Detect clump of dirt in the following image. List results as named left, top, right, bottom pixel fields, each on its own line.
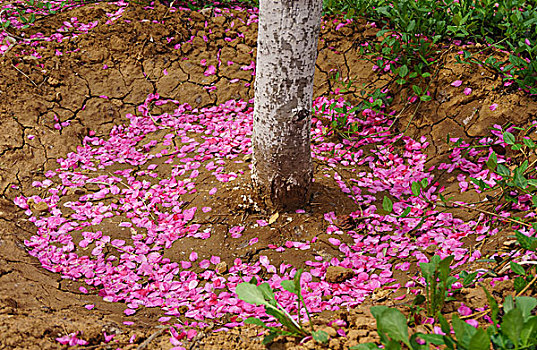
left=0, top=1, right=536, bottom=349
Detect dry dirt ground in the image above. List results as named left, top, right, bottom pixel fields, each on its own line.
left=0, top=2, right=536, bottom=349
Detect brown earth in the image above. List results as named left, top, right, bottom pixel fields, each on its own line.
left=0, top=2, right=536, bottom=349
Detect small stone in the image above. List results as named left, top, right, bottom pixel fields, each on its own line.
left=47, top=77, right=61, bottom=86
left=425, top=244, right=438, bottom=255
left=325, top=266, right=354, bottom=283
left=216, top=261, right=228, bottom=274
left=32, top=201, right=49, bottom=212
left=318, top=326, right=337, bottom=338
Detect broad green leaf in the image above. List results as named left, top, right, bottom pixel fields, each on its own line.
left=398, top=65, right=409, bottom=77
left=244, top=317, right=270, bottom=328
left=258, top=283, right=276, bottom=305
left=370, top=305, right=390, bottom=320
left=419, top=261, right=435, bottom=283
left=265, top=307, right=303, bottom=336
left=486, top=152, right=497, bottom=171
left=280, top=280, right=297, bottom=294
left=504, top=295, right=514, bottom=314
left=513, top=167, right=528, bottom=189
left=520, top=316, right=537, bottom=346
left=420, top=94, right=432, bottom=102
left=523, top=138, right=535, bottom=149
left=515, top=231, right=537, bottom=251
left=452, top=314, right=476, bottom=349
left=312, top=330, right=329, bottom=343
left=515, top=296, right=537, bottom=322
left=502, top=308, right=523, bottom=345
left=503, top=131, right=515, bottom=145
left=462, top=271, right=478, bottom=286
left=236, top=282, right=269, bottom=306
left=420, top=178, right=428, bottom=188
left=418, top=333, right=445, bottom=345
left=377, top=308, right=410, bottom=346
left=384, top=339, right=402, bottom=350
left=438, top=314, right=451, bottom=334
left=468, top=328, right=490, bottom=350
left=510, top=261, right=526, bottom=276
left=409, top=333, right=431, bottom=349
left=438, top=255, right=454, bottom=281
left=496, top=163, right=511, bottom=177
left=411, top=181, right=421, bottom=196
left=382, top=196, right=393, bottom=213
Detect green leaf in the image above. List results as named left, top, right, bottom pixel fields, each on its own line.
left=502, top=308, right=523, bottom=345
left=496, top=163, right=511, bottom=177
left=245, top=317, right=270, bottom=328
left=462, top=271, right=478, bottom=286
left=486, top=152, right=497, bottom=171
left=420, top=94, right=432, bottom=102
left=293, top=268, right=303, bottom=293
left=515, top=296, right=537, bottom=322
left=513, top=167, right=528, bottom=189
left=452, top=314, right=476, bottom=349
left=515, top=231, right=537, bottom=251
left=413, top=294, right=426, bottom=306
left=523, top=138, right=536, bottom=149
left=438, top=314, right=451, bottom=335
left=520, top=316, right=537, bottom=346
left=468, top=328, right=490, bottom=350
left=420, top=178, right=428, bottom=188
left=265, top=307, right=303, bottom=336
left=510, top=261, right=527, bottom=276
left=483, top=287, right=500, bottom=326
left=382, top=196, right=393, bottom=213
left=312, top=330, right=329, bottom=343
left=411, top=181, right=421, bottom=196
left=280, top=280, right=297, bottom=294
left=376, top=308, right=410, bottom=346
left=398, top=65, right=409, bottom=78
left=418, top=333, right=446, bottom=345
left=236, top=283, right=270, bottom=307
left=503, top=131, right=516, bottom=145
left=262, top=331, right=278, bottom=345
left=258, top=283, right=277, bottom=306
left=514, top=276, right=528, bottom=293
left=349, top=343, right=379, bottom=350
left=398, top=207, right=411, bottom=218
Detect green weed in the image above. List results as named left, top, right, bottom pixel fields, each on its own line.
left=235, top=269, right=329, bottom=345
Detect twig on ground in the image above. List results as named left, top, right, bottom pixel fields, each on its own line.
left=12, top=64, right=38, bottom=87
left=137, top=326, right=167, bottom=350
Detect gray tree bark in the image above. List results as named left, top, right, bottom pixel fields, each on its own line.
left=252, top=0, right=323, bottom=211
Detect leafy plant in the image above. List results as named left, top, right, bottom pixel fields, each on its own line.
left=353, top=291, right=537, bottom=350
left=324, top=0, right=537, bottom=94
left=235, top=269, right=328, bottom=345
left=419, top=255, right=458, bottom=318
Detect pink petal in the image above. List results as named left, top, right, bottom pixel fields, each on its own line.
left=451, top=80, right=463, bottom=87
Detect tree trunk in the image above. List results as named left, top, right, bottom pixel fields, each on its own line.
left=252, top=0, right=323, bottom=211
